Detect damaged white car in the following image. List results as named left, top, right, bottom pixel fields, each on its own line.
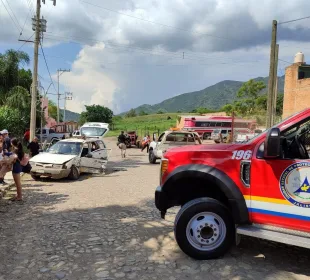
left=30, top=139, right=110, bottom=180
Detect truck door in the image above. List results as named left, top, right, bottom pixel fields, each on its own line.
left=250, top=118, right=310, bottom=232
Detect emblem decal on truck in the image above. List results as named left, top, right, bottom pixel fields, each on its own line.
left=280, top=162, right=310, bottom=208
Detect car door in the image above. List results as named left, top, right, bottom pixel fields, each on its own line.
left=154, top=133, right=165, bottom=158
left=92, top=140, right=109, bottom=161
left=79, top=142, right=104, bottom=174
left=249, top=118, right=310, bottom=232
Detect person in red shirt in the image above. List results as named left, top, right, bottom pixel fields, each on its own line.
left=24, top=129, right=30, bottom=144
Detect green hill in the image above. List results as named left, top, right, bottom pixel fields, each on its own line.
left=63, top=109, right=80, bottom=122
left=123, top=76, right=285, bottom=114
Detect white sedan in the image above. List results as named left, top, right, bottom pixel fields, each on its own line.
left=30, top=138, right=110, bottom=180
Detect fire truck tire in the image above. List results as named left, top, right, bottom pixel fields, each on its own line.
left=174, top=197, right=234, bottom=260
left=149, top=150, right=157, bottom=164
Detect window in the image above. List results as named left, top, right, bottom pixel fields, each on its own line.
left=158, top=133, right=165, bottom=142
left=221, top=130, right=227, bottom=134
left=49, top=129, right=55, bottom=133
left=91, top=141, right=100, bottom=152
left=97, top=141, right=105, bottom=149
left=165, top=133, right=195, bottom=143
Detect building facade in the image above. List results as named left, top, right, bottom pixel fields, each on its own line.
left=283, top=53, right=310, bottom=118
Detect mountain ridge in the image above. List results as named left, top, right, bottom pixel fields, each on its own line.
left=122, top=76, right=285, bottom=114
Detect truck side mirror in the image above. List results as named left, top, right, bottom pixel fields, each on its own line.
left=264, top=128, right=281, bottom=158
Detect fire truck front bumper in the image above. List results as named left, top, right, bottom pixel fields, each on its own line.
left=155, top=186, right=168, bottom=219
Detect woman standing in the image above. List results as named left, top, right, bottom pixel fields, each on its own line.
left=11, top=138, right=24, bottom=201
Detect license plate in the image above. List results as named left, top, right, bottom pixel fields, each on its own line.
left=36, top=169, right=45, bottom=174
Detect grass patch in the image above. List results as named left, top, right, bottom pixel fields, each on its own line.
left=108, top=113, right=184, bottom=137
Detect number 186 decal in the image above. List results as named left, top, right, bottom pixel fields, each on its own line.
left=231, top=150, right=252, bottom=160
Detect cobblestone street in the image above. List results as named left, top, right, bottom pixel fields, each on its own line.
left=1, top=138, right=310, bottom=280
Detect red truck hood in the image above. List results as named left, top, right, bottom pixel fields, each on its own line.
left=164, top=143, right=253, bottom=167
left=166, top=143, right=245, bottom=154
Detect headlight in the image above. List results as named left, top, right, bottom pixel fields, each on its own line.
left=52, top=164, right=63, bottom=169
left=160, top=158, right=169, bottom=184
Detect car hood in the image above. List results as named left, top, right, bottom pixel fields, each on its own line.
left=30, top=153, right=77, bottom=164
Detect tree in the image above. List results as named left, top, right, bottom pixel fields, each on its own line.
left=139, top=110, right=148, bottom=116
left=80, top=105, right=113, bottom=124
left=0, top=49, right=30, bottom=101
left=0, top=106, right=26, bottom=137
left=276, top=93, right=284, bottom=115
left=221, top=104, right=233, bottom=115
left=125, top=109, right=137, bottom=118
left=156, top=109, right=164, bottom=114
left=48, top=100, right=63, bottom=122
left=234, top=79, right=266, bottom=115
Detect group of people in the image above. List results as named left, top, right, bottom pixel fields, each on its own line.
left=117, top=131, right=151, bottom=158
left=0, top=129, right=24, bottom=201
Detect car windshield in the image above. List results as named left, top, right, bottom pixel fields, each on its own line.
left=48, top=142, right=83, bottom=155
left=81, top=127, right=107, bottom=136
left=213, top=129, right=220, bottom=133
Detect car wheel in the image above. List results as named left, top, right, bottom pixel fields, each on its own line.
left=68, top=166, right=80, bottom=180
left=149, top=150, right=156, bottom=164
left=174, top=197, right=234, bottom=260
left=31, top=174, right=41, bottom=180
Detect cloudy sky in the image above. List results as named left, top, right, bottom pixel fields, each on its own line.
left=1, top=0, right=310, bottom=114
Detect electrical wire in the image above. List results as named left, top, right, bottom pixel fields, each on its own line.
left=80, top=0, right=237, bottom=42
left=278, top=58, right=292, bottom=64
left=278, top=15, right=310, bottom=25
left=39, top=42, right=57, bottom=93
left=4, top=0, right=23, bottom=31
left=18, top=32, right=35, bottom=51
left=1, top=0, right=21, bottom=33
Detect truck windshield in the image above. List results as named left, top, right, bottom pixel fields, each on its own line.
left=81, top=127, right=107, bottom=136
left=48, top=142, right=82, bottom=155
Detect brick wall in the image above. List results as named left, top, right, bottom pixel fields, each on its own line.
left=283, top=63, right=310, bottom=118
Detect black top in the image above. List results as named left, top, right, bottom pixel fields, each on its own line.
left=4, top=137, right=11, bottom=151
left=28, top=141, right=40, bottom=156
left=118, top=134, right=126, bottom=144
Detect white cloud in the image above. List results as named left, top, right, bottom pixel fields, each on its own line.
left=60, top=43, right=119, bottom=113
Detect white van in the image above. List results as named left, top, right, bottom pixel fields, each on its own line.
left=80, top=122, right=109, bottom=141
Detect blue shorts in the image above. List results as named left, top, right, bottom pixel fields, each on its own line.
left=12, top=161, right=22, bottom=174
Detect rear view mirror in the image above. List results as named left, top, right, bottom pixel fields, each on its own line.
left=264, top=128, right=281, bottom=158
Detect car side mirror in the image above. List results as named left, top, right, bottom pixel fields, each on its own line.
left=264, top=128, right=281, bottom=158
left=86, top=153, right=93, bottom=158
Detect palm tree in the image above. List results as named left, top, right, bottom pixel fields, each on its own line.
left=0, top=49, right=30, bottom=103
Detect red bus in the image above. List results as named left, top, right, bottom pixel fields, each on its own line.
left=182, top=116, right=257, bottom=139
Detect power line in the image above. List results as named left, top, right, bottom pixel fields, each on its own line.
left=20, top=2, right=33, bottom=36
left=278, top=15, right=310, bottom=25
left=80, top=0, right=237, bottom=42
left=39, top=42, right=57, bottom=93
left=18, top=33, right=35, bottom=51
left=0, top=0, right=21, bottom=33
left=4, top=0, right=23, bottom=31
left=43, top=33, right=245, bottom=63
left=278, top=58, right=292, bottom=64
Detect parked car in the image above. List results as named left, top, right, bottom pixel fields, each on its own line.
left=36, top=128, right=69, bottom=144
left=149, top=131, right=202, bottom=164
left=30, top=138, right=110, bottom=180
left=80, top=123, right=109, bottom=141
left=235, top=129, right=264, bottom=143
left=211, top=129, right=231, bottom=143
left=72, top=130, right=81, bottom=137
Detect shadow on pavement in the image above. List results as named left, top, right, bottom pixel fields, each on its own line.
left=0, top=189, right=310, bottom=280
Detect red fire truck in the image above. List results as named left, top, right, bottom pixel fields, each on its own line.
left=155, top=108, right=310, bottom=259
left=182, top=115, right=257, bottom=139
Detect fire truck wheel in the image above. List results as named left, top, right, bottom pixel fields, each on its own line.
left=149, top=150, right=157, bottom=164
left=174, top=197, right=234, bottom=260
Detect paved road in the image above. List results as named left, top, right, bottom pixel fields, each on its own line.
left=1, top=138, right=310, bottom=280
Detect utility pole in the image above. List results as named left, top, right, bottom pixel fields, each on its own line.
left=29, top=0, right=56, bottom=141
left=266, top=20, right=277, bottom=129
left=57, top=69, right=70, bottom=123
left=272, top=44, right=279, bottom=126
left=63, top=92, right=73, bottom=122
left=29, top=0, right=41, bottom=141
